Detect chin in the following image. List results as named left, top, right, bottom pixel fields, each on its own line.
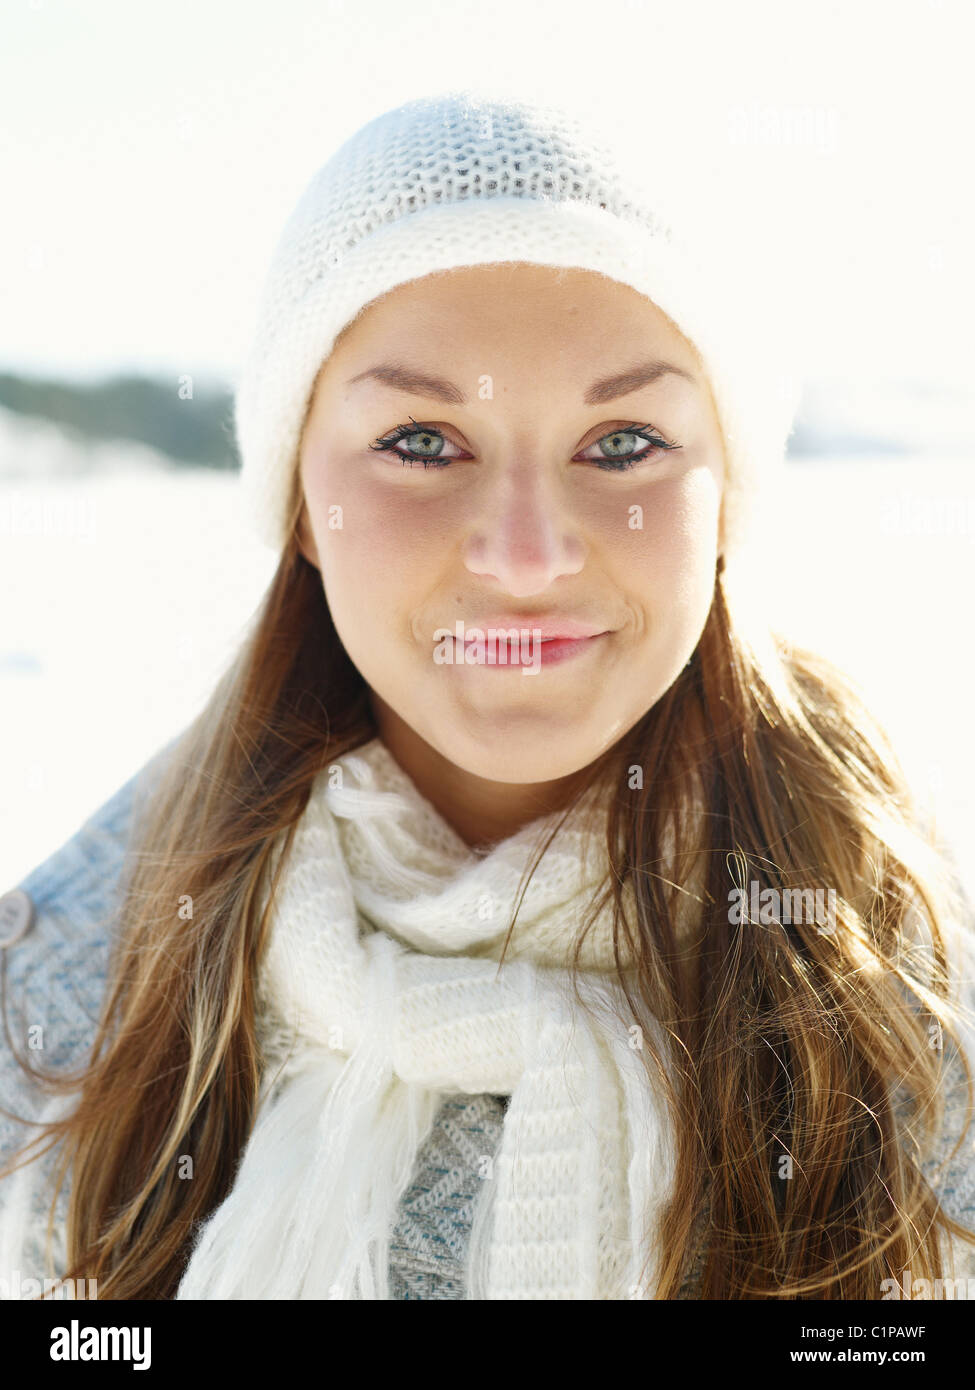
left=432, top=716, right=616, bottom=786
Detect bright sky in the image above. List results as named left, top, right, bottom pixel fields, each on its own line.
left=1, top=0, right=973, bottom=389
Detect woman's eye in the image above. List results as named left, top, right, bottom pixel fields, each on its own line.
left=575, top=427, right=677, bottom=471
left=369, top=421, right=465, bottom=468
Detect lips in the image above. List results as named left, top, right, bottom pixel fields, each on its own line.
left=440, top=618, right=611, bottom=671
left=529, top=632, right=609, bottom=666
left=461, top=615, right=609, bottom=641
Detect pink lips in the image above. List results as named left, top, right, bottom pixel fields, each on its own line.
left=467, top=615, right=609, bottom=641
left=530, top=633, right=608, bottom=667
left=447, top=616, right=611, bottom=670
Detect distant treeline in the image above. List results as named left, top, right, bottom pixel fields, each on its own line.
left=0, top=372, right=239, bottom=470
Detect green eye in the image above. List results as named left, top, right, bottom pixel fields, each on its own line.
left=602, top=430, right=643, bottom=458
left=399, top=429, right=443, bottom=458
left=578, top=426, right=681, bottom=471
left=369, top=419, right=458, bottom=468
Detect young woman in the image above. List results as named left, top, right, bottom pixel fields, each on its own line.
left=2, top=90, right=974, bottom=1301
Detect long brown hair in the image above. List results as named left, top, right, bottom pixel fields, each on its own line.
left=3, top=514, right=974, bottom=1298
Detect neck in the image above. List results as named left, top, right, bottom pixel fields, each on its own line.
left=368, top=692, right=594, bottom=852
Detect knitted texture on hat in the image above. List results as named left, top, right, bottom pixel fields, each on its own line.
left=235, top=90, right=800, bottom=555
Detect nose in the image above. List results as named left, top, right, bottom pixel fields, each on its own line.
left=462, top=464, right=585, bottom=597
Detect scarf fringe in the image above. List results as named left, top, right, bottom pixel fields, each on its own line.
left=177, top=934, right=442, bottom=1299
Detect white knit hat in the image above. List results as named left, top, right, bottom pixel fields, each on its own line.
left=235, top=90, right=801, bottom=556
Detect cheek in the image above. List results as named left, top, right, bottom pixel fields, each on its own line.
left=302, top=453, right=439, bottom=617
left=597, top=466, right=722, bottom=603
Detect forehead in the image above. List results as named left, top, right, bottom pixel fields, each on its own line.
left=329, top=263, right=700, bottom=369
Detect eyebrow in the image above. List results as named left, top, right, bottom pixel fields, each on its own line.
left=345, top=359, right=697, bottom=406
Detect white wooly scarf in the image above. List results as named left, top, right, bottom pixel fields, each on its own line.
left=175, top=737, right=680, bottom=1301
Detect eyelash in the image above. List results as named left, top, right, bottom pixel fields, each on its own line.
left=368, top=416, right=682, bottom=471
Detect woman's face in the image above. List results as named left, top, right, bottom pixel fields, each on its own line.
left=297, top=263, right=725, bottom=786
